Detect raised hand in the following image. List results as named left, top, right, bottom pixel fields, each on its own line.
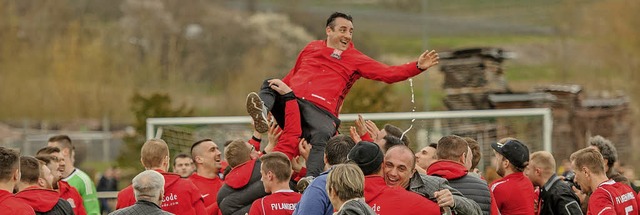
left=417, top=50, right=440, bottom=71
left=298, top=138, right=312, bottom=161
left=268, top=79, right=293, bottom=95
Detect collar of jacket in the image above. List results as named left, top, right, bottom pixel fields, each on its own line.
left=542, top=174, right=561, bottom=192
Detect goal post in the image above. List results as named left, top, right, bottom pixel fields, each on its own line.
left=147, top=108, right=552, bottom=153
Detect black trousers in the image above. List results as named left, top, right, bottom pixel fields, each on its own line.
left=259, top=79, right=340, bottom=177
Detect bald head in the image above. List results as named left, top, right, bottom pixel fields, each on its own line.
left=132, top=170, right=165, bottom=204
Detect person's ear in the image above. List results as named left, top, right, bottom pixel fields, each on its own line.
left=326, top=26, right=332, bottom=35
left=13, top=168, right=21, bottom=182
left=37, top=177, right=46, bottom=188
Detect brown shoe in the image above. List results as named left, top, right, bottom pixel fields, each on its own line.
left=246, top=92, right=269, bottom=133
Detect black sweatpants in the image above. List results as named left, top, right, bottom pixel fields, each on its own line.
left=258, top=79, right=340, bottom=177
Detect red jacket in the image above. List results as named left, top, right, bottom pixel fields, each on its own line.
left=587, top=180, right=638, bottom=215
left=58, top=180, right=87, bottom=215
left=189, top=173, right=223, bottom=214
left=364, top=175, right=440, bottom=215
left=248, top=191, right=301, bottom=215
left=15, top=186, right=61, bottom=213
left=490, top=172, right=535, bottom=215
left=273, top=99, right=302, bottom=160
left=426, top=160, right=468, bottom=180
left=0, top=189, right=35, bottom=215
left=283, top=40, right=423, bottom=116
left=116, top=170, right=206, bottom=215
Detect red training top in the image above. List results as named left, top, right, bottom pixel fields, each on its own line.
left=189, top=172, right=223, bottom=214
left=58, top=180, right=87, bottom=215
left=116, top=169, right=206, bottom=215
left=0, top=189, right=35, bottom=215
left=283, top=40, right=423, bottom=117
left=587, top=179, right=638, bottom=215
left=364, top=175, right=440, bottom=215
left=15, top=186, right=61, bottom=213
left=490, top=172, right=535, bottom=215
left=248, top=190, right=301, bottom=215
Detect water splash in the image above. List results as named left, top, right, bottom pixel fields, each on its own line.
left=400, top=78, right=417, bottom=140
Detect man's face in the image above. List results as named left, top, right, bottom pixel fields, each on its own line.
left=49, top=152, right=66, bottom=177
left=463, top=147, right=473, bottom=170
left=46, top=162, right=61, bottom=182
left=494, top=151, right=506, bottom=177
left=40, top=165, right=54, bottom=189
left=173, top=157, right=194, bottom=178
left=524, top=164, right=540, bottom=186
left=246, top=142, right=259, bottom=160
left=326, top=17, right=353, bottom=51
left=47, top=142, right=72, bottom=167
left=415, top=146, right=437, bottom=170
left=571, top=161, right=591, bottom=193
left=384, top=147, right=414, bottom=188
left=195, top=141, right=222, bottom=172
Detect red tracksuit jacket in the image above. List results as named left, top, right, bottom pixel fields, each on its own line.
left=58, top=180, right=87, bottom=215
left=248, top=190, right=301, bottom=215
left=282, top=40, right=423, bottom=117
left=364, top=175, right=440, bottom=215
left=15, top=186, right=63, bottom=213
left=588, top=180, right=638, bottom=215
left=0, top=189, right=35, bottom=215
left=189, top=172, right=223, bottom=215
left=490, top=172, right=535, bottom=215
left=116, top=169, right=206, bottom=215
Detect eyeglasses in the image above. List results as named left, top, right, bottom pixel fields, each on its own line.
left=249, top=145, right=255, bottom=152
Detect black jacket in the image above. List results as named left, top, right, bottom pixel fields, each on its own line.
left=217, top=159, right=268, bottom=215
left=35, top=198, right=75, bottom=215
left=538, top=174, right=583, bottom=215
left=109, top=200, right=173, bottom=215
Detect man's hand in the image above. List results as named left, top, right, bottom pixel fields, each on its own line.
left=364, top=120, right=380, bottom=141
left=417, top=50, right=439, bottom=71
left=354, top=114, right=367, bottom=136
left=291, top=156, right=304, bottom=172
left=299, top=138, right=312, bottom=161
left=264, top=121, right=281, bottom=153
left=433, top=189, right=454, bottom=208
left=268, top=79, right=292, bottom=95
left=350, top=126, right=362, bottom=143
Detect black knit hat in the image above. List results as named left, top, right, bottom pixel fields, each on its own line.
left=347, top=141, right=383, bottom=175
left=491, top=139, right=530, bottom=168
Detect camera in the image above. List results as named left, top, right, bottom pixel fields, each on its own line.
left=563, top=171, right=581, bottom=191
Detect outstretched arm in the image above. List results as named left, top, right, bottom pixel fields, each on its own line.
left=356, top=49, right=440, bottom=83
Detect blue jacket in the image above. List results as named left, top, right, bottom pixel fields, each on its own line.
left=293, top=169, right=333, bottom=215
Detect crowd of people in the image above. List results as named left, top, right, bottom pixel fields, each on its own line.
left=1, top=11, right=640, bottom=215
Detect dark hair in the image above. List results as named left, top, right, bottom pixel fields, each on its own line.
left=588, top=135, right=617, bottom=170
left=36, top=146, right=61, bottom=156
left=382, top=135, right=404, bottom=153
left=191, top=138, right=213, bottom=158
left=224, top=139, right=251, bottom=168
left=326, top=135, right=356, bottom=165
left=437, top=135, right=468, bottom=161
left=20, top=156, right=41, bottom=184
left=326, top=12, right=353, bottom=29
left=173, top=153, right=192, bottom=166
left=36, top=155, right=55, bottom=165
left=463, top=137, right=481, bottom=170
left=428, top=143, right=438, bottom=149
left=260, top=152, right=292, bottom=182
left=383, top=124, right=411, bottom=146
left=0, top=147, right=20, bottom=182
left=48, top=135, right=73, bottom=150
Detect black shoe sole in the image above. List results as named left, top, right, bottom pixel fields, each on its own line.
left=246, top=92, right=269, bottom=133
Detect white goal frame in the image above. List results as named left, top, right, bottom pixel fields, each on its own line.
left=147, top=108, right=553, bottom=152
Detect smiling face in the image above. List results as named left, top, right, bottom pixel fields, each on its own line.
left=194, top=141, right=222, bottom=173
left=326, top=17, right=353, bottom=51
left=383, top=147, right=415, bottom=188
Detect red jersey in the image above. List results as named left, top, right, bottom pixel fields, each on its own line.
left=490, top=172, right=535, bottom=215
left=0, top=189, right=35, bottom=215
left=116, top=169, right=206, bottom=215
left=188, top=172, right=223, bottom=214
left=364, top=175, right=440, bottom=215
left=248, top=190, right=301, bottom=215
left=588, top=180, right=638, bottom=215
left=58, top=180, right=87, bottom=215
left=283, top=40, right=423, bottom=116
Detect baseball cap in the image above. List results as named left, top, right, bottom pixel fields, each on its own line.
left=491, top=139, right=530, bottom=168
